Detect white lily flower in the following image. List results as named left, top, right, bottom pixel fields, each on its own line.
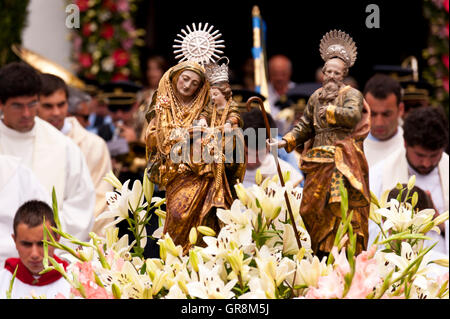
left=187, top=264, right=237, bottom=299
left=287, top=255, right=332, bottom=289
left=254, top=246, right=293, bottom=287
left=251, top=182, right=285, bottom=224
left=384, top=242, right=432, bottom=285
left=165, top=284, right=187, bottom=299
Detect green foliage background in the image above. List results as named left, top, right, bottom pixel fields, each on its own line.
left=0, top=0, right=30, bottom=67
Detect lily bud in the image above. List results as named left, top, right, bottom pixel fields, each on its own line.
left=296, top=247, right=306, bottom=261
left=154, top=209, right=166, bottom=219
left=178, top=280, right=189, bottom=295
left=432, top=259, right=449, bottom=268
left=152, top=272, right=168, bottom=296
left=159, top=241, right=167, bottom=261
left=411, top=191, right=418, bottom=208
left=255, top=168, right=262, bottom=185
left=164, top=237, right=179, bottom=256
left=226, top=249, right=244, bottom=275
left=112, top=283, right=122, bottom=299
left=104, top=170, right=123, bottom=190
left=369, top=203, right=382, bottom=225
left=234, top=183, right=249, bottom=206
left=407, top=175, right=416, bottom=191
left=197, top=226, right=216, bottom=237
left=143, top=169, right=155, bottom=203
left=189, top=250, right=200, bottom=272
left=189, top=227, right=198, bottom=245
left=433, top=211, right=449, bottom=226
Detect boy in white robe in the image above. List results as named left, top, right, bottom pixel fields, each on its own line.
left=0, top=200, right=71, bottom=299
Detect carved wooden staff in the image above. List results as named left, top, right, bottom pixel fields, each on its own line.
left=246, top=96, right=302, bottom=250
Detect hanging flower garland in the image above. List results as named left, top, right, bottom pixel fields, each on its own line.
left=70, top=0, right=145, bottom=84
left=423, top=0, right=449, bottom=115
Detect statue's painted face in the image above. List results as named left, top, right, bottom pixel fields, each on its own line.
left=210, top=87, right=226, bottom=107
left=176, top=70, right=201, bottom=100
left=323, top=58, right=346, bottom=83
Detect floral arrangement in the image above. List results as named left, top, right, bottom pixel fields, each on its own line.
left=70, top=0, right=145, bottom=84
left=423, top=0, right=449, bottom=116
left=32, top=171, right=448, bottom=299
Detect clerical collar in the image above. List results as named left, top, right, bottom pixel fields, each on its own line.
left=367, top=126, right=401, bottom=142
left=0, top=118, right=37, bottom=138
left=60, top=118, right=72, bottom=135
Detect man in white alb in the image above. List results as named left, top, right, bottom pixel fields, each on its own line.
left=369, top=107, right=449, bottom=257
left=363, top=74, right=405, bottom=168
left=0, top=62, right=95, bottom=244
left=37, top=73, right=113, bottom=236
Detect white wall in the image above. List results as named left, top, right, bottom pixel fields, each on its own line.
left=22, top=0, right=72, bottom=71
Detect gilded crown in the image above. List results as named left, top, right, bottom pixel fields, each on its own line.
left=319, top=30, right=357, bottom=68
left=205, top=56, right=229, bottom=84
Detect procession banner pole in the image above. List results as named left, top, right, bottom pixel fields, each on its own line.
left=246, top=96, right=302, bottom=250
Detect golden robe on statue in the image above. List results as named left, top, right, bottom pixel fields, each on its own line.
left=283, top=85, right=371, bottom=255
left=144, top=61, right=245, bottom=252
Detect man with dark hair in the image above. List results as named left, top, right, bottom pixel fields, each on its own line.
left=363, top=73, right=405, bottom=168
left=0, top=200, right=71, bottom=298
left=369, top=107, right=449, bottom=256
left=38, top=73, right=113, bottom=236
left=0, top=62, right=95, bottom=244
left=241, top=107, right=304, bottom=189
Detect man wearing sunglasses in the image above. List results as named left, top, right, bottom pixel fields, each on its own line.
left=37, top=73, right=114, bottom=237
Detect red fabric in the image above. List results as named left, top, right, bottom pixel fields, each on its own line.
left=4, top=256, right=68, bottom=286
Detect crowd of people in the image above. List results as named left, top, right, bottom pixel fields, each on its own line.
left=0, top=49, right=448, bottom=297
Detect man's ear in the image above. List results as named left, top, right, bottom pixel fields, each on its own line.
left=11, top=233, right=16, bottom=243
left=398, top=102, right=405, bottom=118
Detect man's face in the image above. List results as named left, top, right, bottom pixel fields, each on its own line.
left=405, top=143, right=443, bottom=175
left=176, top=70, right=201, bottom=100
left=12, top=222, right=57, bottom=276
left=108, top=103, right=136, bottom=125
left=38, top=89, right=68, bottom=130
left=0, top=95, right=38, bottom=132
left=269, top=57, right=292, bottom=93
left=74, top=102, right=91, bottom=128
left=365, top=92, right=404, bottom=141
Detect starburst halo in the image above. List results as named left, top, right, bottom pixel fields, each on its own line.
left=173, top=22, right=225, bottom=65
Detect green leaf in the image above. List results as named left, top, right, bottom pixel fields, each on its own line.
left=51, top=187, right=62, bottom=230
left=6, top=265, right=18, bottom=299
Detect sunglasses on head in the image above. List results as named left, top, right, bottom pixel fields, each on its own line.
left=107, top=104, right=133, bottom=113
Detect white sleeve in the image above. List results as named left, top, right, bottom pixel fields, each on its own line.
left=60, top=139, right=95, bottom=242
left=19, top=164, right=51, bottom=205
left=369, top=161, right=384, bottom=199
